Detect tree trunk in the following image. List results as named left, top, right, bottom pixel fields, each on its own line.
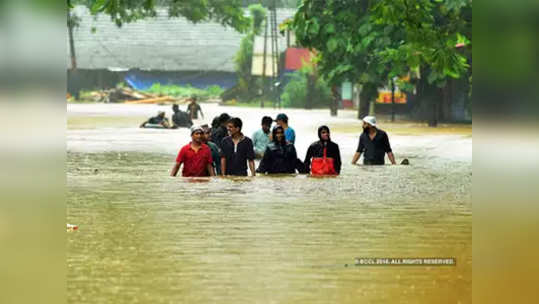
left=261, top=16, right=268, bottom=107
left=330, top=85, right=338, bottom=116
left=441, top=83, right=449, bottom=122
left=330, top=102, right=337, bottom=116
left=391, top=78, right=395, bottom=122
left=359, top=83, right=376, bottom=119
left=67, top=10, right=80, bottom=99
left=440, top=79, right=454, bottom=122
left=357, top=84, right=363, bottom=119
left=428, top=88, right=441, bottom=127
left=414, top=67, right=441, bottom=126
left=305, top=74, right=314, bottom=109
left=68, top=11, right=77, bottom=71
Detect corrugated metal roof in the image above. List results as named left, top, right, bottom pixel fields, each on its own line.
left=68, top=6, right=296, bottom=72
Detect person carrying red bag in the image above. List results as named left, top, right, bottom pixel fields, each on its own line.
left=304, top=125, right=342, bottom=176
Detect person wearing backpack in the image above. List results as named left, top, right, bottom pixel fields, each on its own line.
left=304, top=125, right=341, bottom=176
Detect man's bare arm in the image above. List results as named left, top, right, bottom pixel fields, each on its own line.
left=220, top=157, right=226, bottom=176
left=387, top=152, right=396, bottom=165
left=248, top=160, right=256, bottom=176
left=351, top=152, right=361, bottom=165
left=207, top=164, right=215, bottom=176
left=170, top=162, right=181, bottom=176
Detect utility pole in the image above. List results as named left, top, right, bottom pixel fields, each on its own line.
left=261, top=16, right=268, bottom=108
left=270, top=1, right=279, bottom=108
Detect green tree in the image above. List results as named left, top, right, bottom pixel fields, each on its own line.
left=288, top=0, right=471, bottom=124
left=233, top=5, right=268, bottom=100
left=289, top=0, right=403, bottom=117
left=243, top=0, right=300, bottom=8
left=372, top=0, right=471, bottom=125
left=83, top=0, right=250, bottom=31
left=281, top=65, right=332, bottom=109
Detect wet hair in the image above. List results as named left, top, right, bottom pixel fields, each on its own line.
left=172, top=104, right=179, bottom=111
left=219, top=113, right=231, bottom=125
left=211, top=116, right=220, bottom=129
left=276, top=113, right=288, bottom=123
left=200, top=124, right=210, bottom=133
left=272, top=126, right=286, bottom=144
left=261, top=116, right=273, bottom=126
left=227, top=117, right=243, bottom=130
left=318, top=125, right=330, bottom=141
left=201, top=124, right=212, bottom=136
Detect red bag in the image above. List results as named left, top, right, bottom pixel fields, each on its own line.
left=311, top=147, right=337, bottom=176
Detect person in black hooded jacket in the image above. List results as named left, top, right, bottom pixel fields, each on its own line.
left=256, top=126, right=298, bottom=174
left=304, top=125, right=342, bottom=174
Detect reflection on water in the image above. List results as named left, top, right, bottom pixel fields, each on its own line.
left=68, top=105, right=471, bottom=303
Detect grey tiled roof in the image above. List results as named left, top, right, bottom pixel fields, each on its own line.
left=69, top=6, right=296, bottom=72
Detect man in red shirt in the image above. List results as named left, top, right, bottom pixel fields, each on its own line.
left=170, top=125, right=215, bottom=177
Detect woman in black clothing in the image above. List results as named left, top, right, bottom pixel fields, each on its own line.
left=256, top=126, right=298, bottom=174
left=304, top=125, right=342, bottom=175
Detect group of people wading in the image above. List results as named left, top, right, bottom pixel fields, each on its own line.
left=140, top=97, right=203, bottom=129
left=170, top=112, right=397, bottom=178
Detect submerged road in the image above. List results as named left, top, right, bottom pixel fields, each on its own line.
left=67, top=103, right=472, bottom=304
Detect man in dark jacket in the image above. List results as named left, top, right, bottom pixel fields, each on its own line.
left=304, top=125, right=342, bottom=175
left=256, top=126, right=298, bottom=174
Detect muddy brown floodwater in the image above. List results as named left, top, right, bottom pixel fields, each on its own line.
left=67, top=103, right=471, bottom=303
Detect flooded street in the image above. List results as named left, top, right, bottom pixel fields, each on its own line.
left=67, top=104, right=471, bottom=303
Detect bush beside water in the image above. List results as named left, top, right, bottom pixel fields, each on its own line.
left=144, top=84, right=224, bottom=100
left=280, top=68, right=333, bottom=109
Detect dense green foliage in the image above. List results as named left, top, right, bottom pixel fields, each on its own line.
left=232, top=5, right=268, bottom=100
left=144, top=84, right=223, bottom=99
left=290, top=0, right=471, bottom=85
left=243, top=0, right=299, bottom=8
left=288, top=0, right=472, bottom=121
left=371, top=0, right=471, bottom=87
left=281, top=66, right=332, bottom=108
left=78, top=0, right=250, bottom=30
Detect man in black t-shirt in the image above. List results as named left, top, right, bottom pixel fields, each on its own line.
left=351, top=116, right=396, bottom=165
left=220, top=117, right=256, bottom=176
